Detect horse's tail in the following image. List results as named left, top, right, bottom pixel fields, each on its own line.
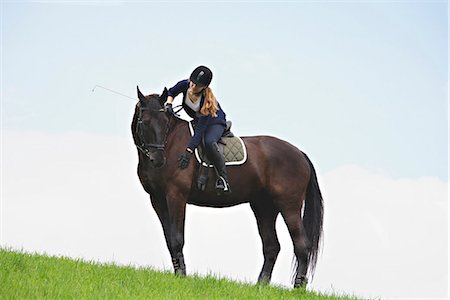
left=302, top=152, right=324, bottom=278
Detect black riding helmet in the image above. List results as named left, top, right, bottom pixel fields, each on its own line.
left=190, top=66, right=213, bottom=87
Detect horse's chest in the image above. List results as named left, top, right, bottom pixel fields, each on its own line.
left=138, top=167, right=162, bottom=193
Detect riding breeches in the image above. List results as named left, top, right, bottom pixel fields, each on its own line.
left=203, top=124, right=225, bottom=155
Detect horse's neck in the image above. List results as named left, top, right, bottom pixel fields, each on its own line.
left=168, top=118, right=190, bottom=150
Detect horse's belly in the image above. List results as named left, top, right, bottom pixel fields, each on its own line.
left=187, top=192, right=248, bottom=208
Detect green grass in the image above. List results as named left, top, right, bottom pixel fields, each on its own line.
left=0, top=248, right=358, bottom=299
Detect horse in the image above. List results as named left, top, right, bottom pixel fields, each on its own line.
left=132, top=86, right=324, bottom=288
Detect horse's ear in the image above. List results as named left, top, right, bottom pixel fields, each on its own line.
left=137, top=86, right=146, bottom=103
left=159, top=87, right=168, bottom=107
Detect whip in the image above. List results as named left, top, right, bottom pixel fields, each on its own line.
left=92, top=84, right=183, bottom=115
left=91, top=85, right=136, bottom=101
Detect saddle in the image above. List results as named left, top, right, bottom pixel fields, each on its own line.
left=188, top=121, right=247, bottom=191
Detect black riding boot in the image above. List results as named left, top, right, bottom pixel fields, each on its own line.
left=208, top=142, right=231, bottom=195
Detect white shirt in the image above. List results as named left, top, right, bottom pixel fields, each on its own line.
left=185, top=93, right=202, bottom=114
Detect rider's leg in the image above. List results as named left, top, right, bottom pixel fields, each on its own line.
left=204, top=124, right=231, bottom=194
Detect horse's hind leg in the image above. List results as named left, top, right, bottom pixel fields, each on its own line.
left=279, top=202, right=310, bottom=288
left=250, top=199, right=280, bottom=284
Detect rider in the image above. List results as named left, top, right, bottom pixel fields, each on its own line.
left=165, top=66, right=231, bottom=194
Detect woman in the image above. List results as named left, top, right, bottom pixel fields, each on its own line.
left=165, top=66, right=231, bottom=194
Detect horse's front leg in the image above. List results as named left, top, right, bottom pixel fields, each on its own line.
left=149, top=193, right=174, bottom=260
left=166, top=186, right=188, bottom=276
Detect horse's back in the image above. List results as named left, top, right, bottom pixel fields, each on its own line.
left=241, top=135, right=307, bottom=164
left=240, top=135, right=311, bottom=195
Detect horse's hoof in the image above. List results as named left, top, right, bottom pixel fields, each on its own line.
left=257, top=273, right=271, bottom=285
left=174, top=269, right=186, bottom=276
left=294, top=275, right=308, bottom=288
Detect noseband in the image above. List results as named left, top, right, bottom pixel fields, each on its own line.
left=135, top=107, right=172, bottom=158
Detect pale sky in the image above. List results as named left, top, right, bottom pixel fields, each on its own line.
left=1, top=1, right=448, bottom=299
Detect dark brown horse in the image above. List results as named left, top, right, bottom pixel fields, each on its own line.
left=132, top=86, right=324, bottom=288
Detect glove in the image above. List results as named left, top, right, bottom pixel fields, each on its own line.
left=165, top=103, right=174, bottom=115
left=178, top=150, right=193, bottom=169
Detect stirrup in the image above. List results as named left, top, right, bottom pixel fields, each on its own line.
left=216, top=176, right=231, bottom=195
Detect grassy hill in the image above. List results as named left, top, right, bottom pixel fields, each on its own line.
left=0, top=248, right=357, bottom=299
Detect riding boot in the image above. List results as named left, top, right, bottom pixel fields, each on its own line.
left=208, top=142, right=231, bottom=195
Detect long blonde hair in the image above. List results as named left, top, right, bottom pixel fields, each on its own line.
left=200, top=87, right=219, bottom=117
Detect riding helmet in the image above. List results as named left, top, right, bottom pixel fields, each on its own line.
left=190, top=66, right=213, bottom=87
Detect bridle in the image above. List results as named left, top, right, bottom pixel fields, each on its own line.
left=135, top=106, right=172, bottom=159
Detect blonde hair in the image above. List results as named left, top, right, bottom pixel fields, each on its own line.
left=200, top=87, right=219, bottom=117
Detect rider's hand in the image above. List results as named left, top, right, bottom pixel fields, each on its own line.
left=165, top=103, right=174, bottom=115
left=178, top=148, right=193, bottom=169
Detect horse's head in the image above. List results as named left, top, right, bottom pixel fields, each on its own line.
left=134, top=86, right=170, bottom=168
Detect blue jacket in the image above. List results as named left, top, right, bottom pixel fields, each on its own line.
left=168, top=79, right=227, bottom=150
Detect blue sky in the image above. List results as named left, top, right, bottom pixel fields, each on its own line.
left=2, top=2, right=448, bottom=299
left=3, top=1, right=448, bottom=179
